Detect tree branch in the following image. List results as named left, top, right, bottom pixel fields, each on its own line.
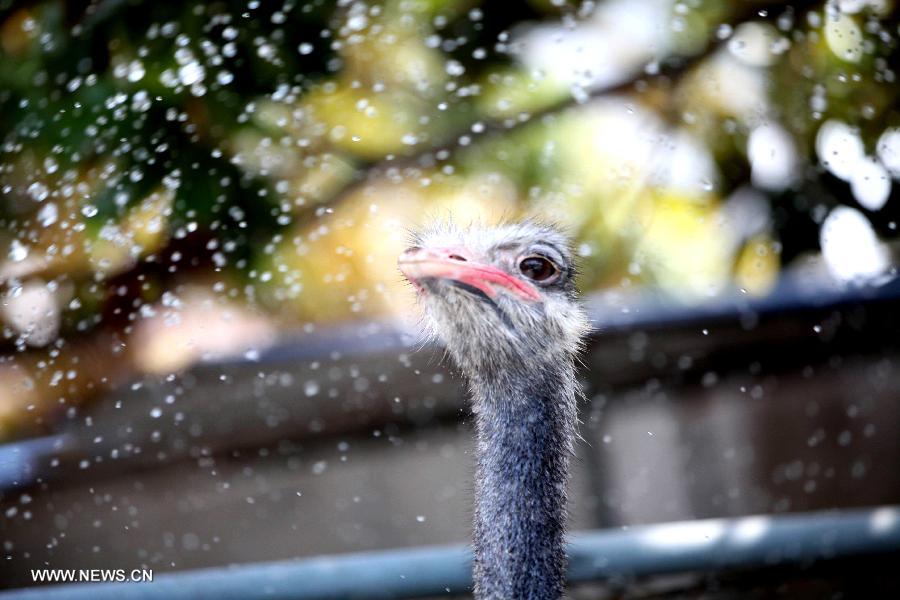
left=320, top=0, right=823, bottom=205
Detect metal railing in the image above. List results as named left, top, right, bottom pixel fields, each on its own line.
left=2, top=276, right=900, bottom=595
left=2, top=506, right=899, bottom=599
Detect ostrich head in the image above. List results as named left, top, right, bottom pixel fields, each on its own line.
left=398, top=221, right=589, bottom=384
left=400, top=221, right=588, bottom=599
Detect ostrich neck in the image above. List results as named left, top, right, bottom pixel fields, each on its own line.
left=469, top=361, right=577, bottom=600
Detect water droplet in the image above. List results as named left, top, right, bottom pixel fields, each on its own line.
left=37, top=203, right=58, bottom=227
left=178, top=62, right=205, bottom=86
left=26, top=182, right=49, bottom=202
left=8, top=239, right=29, bottom=262
left=445, top=60, right=465, bottom=77
left=304, top=380, right=320, bottom=397
left=127, top=60, right=146, bottom=83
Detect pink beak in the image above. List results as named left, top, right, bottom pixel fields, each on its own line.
left=398, top=247, right=540, bottom=302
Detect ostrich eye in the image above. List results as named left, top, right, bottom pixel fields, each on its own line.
left=518, top=256, right=559, bottom=282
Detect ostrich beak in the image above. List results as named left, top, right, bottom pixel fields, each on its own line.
left=398, top=247, right=540, bottom=302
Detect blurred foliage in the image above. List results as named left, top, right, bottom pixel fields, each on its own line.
left=1, top=0, right=899, bottom=438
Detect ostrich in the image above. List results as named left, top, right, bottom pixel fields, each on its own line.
left=398, top=221, right=589, bottom=600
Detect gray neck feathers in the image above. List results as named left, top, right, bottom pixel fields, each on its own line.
left=468, top=360, right=578, bottom=600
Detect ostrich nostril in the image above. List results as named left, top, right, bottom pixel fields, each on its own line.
left=448, top=254, right=467, bottom=262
